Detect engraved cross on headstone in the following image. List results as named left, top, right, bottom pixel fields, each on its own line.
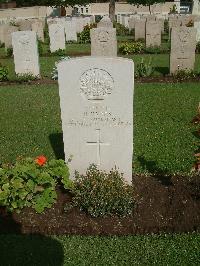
left=86, top=129, right=110, bottom=166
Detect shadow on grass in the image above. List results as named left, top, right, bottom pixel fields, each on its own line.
left=137, top=156, right=173, bottom=186
left=49, top=133, right=65, bottom=160
left=0, top=234, right=64, bottom=266
left=154, top=66, right=169, bottom=76
left=0, top=209, right=64, bottom=265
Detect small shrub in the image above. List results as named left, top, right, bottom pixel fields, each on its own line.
left=0, top=64, right=9, bottom=81
left=169, top=4, right=178, bottom=14
left=172, top=69, right=197, bottom=81
left=144, top=45, right=168, bottom=54
left=79, top=23, right=96, bottom=44
left=135, top=57, right=154, bottom=77
left=0, top=41, right=5, bottom=48
left=6, top=47, right=13, bottom=57
left=44, top=22, right=50, bottom=45
left=38, top=40, right=44, bottom=56
left=51, top=56, right=70, bottom=80
left=66, top=164, right=134, bottom=217
left=0, top=157, right=72, bottom=213
left=119, top=42, right=144, bottom=55
left=15, top=73, right=39, bottom=82
left=114, top=22, right=129, bottom=36
left=196, top=41, right=200, bottom=53
left=164, top=20, right=169, bottom=34
left=51, top=49, right=66, bottom=56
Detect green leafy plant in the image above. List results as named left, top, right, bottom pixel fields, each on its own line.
left=0, top=156, right=72, bottom=213
left=172, top=69, right=197, bottom=82
left=164, top=20, right=169, bottom=34
left=114, top=22, right=129, bottom=36
left=38, top=39, right=44, bottom=56
left=51, top=56, right=70, bottom=80
left=0, top=63, right=9, bottom=81
left=144, top=45, right=168, bottom=54
left=66, top=164, right=134, bottom=217
left=79, top=23, right=96, bottom=44
left=6, top=47, right=13, bottom=57
left=119, top=41, right=144, bottom=55
left=15, top=73, right=39, bottom=82
left=51, top=49, right=66, bottom=56
left=135, top=57, right=154, bottom=77
left=169, top=4, right=178, bottom=14
left=196, top=41, right=200, bottom=54
left=0, top=41, right=5, bottom=48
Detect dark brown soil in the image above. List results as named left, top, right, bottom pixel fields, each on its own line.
left=0, top=174, right=200, bottom=236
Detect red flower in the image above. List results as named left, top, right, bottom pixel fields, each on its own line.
left=35, top=156, right=47, bottom=166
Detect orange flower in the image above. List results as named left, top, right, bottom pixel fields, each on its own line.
left=35, top=155, right=47, bottom=166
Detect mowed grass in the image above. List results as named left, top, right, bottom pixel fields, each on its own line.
left=1, top=53, right=200, bottom=80
left=0, top=83, right=199, bottom=174
left=0, top=234, right=199, bottom=265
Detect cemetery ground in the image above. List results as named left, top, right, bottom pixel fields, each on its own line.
left=0, top=33, right=200, bottom=264
left=0, top=81, right=199, bottom=264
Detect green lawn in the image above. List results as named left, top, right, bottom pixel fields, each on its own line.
left=1, top=52, right=200, bottom=80
left=0, top=83, right=199, bottom=174
left=0, top=234, right=199, bottom=265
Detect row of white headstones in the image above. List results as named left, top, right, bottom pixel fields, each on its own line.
left=10, top=18, right=197, bottom=183
left=11, top=16, right=198, bottom=77
left=10, top=18, right=133, bottom=183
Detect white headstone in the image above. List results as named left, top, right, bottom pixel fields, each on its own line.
left=64, top=19, right=77, bottom=42
left=4, top=25, right=18, bottom=48
left=97, top=17, right=113, bottom=28
left=31, top=20, right=44, bottom=42
left=12, top=31, right=40, bottom=77
left=58, top=57, right=134, bottom=184
left=90, top=28, right=117, bottom=56
left=49, top=23, right=65, bottom=52
left=194, top=21, right=200, bottom=42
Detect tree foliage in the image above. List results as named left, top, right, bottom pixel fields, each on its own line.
left=16, top=0, right=91, bottom=7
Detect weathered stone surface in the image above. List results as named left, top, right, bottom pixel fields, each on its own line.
left=135, top=18, right=146, bottom=40
left=57, top=57, right=134, bottom=184
left=0, top=24, right=7, bottom=43
left=12, top=31, right=40, bottom=76
left=49, top=23, right=65, bottom=52
left=146, top=21, right=161, bottom=47
left=168, top=15, right=182, bottom=29
left=194, top=21, right=200, bottom=42
left=64, top=19, right=77, bottom=42
left=31, top=20, right=44, bottom=41
left=97, top=17, right=113, bottom=28
left=18, top=20, right=32, bottom=31
left=90, top=28, right=117, bottom=56
left=4, top=25, right=18, bottom=48
left=170, top=26, right=197, bottom=73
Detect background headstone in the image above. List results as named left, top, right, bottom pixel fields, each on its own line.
left=49, top=23, right=66, bottom=52
left=170, top=26, right=196, bottom=73
left=12, top=31, right=40, bottom=76
left=65, top=19, right=77, bottom=42
left=31, top=20, right=44, bottom=42
left=97, top=17, right=113, bottom=28
left=4, top=25, right=18, bottom=48
left=90, top=28, right=117, bottom=56
left=18, top=20, right=32, bottom=31
left=146, top=21, right=161, bottom=47
left=135, top=18, right=146, bottom=40
left=58, top=57, right=134, bottom=184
